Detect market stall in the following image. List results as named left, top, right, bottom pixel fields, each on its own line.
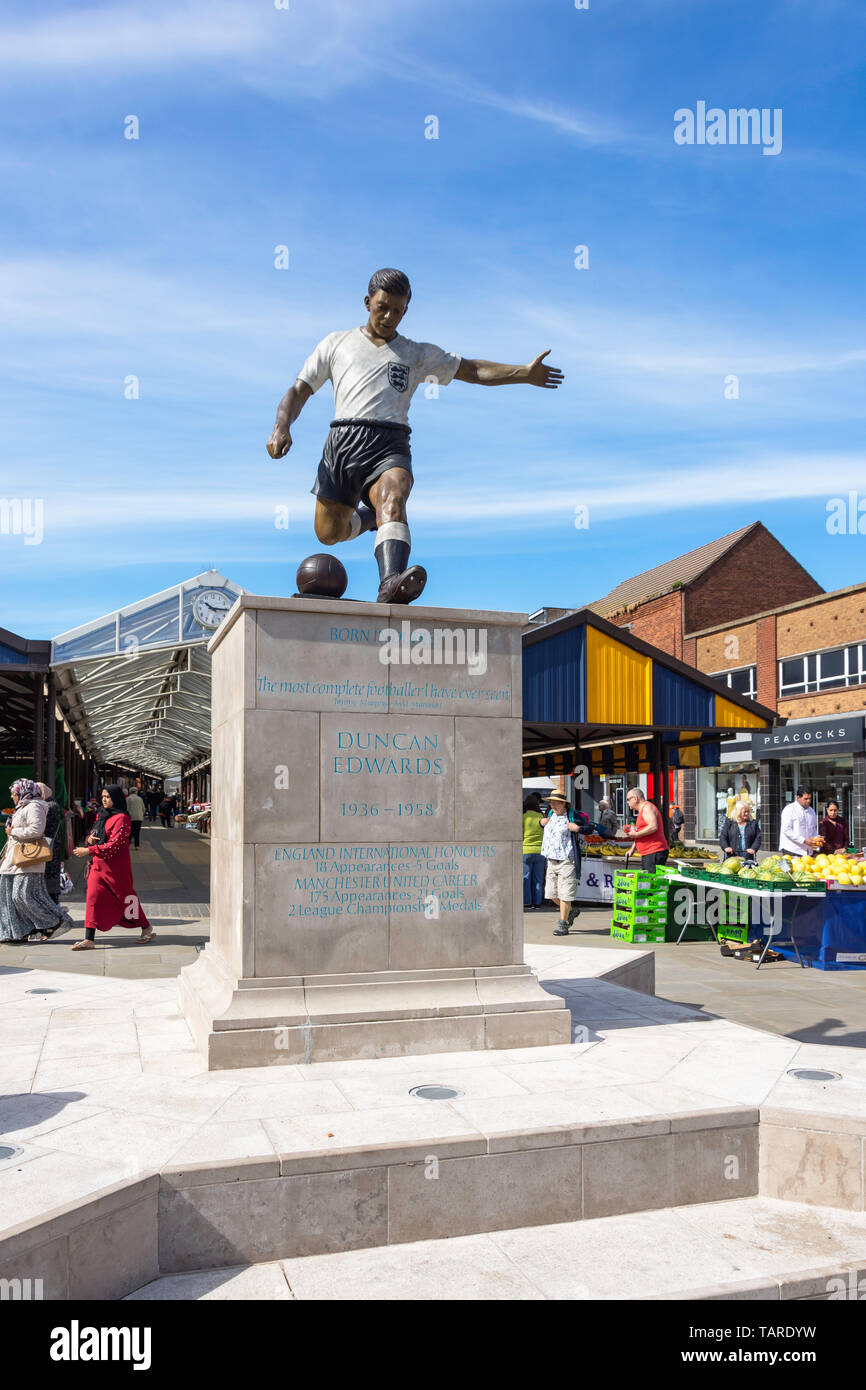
left=522, top=606, right=776, bottom=904
left=655, top=854, right=866, bottom=970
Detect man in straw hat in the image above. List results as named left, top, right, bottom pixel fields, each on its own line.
left=540, top=789, right=582, bottom=936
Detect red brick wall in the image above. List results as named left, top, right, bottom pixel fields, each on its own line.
left=755, top=615, right=777, bottom=711
left=608, top=590, right=684, bottom=659
left=684, top=525, right=822, bottom=634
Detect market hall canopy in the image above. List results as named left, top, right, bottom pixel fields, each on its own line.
left=522, top=608, right=776, bottom=778
left=51, top=571, right=244, bottom=778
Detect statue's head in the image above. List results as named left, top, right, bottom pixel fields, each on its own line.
left=365, top=268, right=411, bottom=336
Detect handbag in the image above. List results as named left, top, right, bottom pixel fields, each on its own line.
left=59, top=867, right=74, bottom=895
left=12, top=837, right=53, bottom=866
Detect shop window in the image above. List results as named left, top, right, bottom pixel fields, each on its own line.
left=696, top=764, right=760, bottom=841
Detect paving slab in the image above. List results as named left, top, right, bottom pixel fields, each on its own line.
left=125, top=1263, right=294, bottom=1300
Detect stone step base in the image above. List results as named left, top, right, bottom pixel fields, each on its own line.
left=125, top=1197, right=866, bottom=1301
left=0, top=1096, right=761, bottom=1298
left=156, top=1107, right=759, bottom=1273
left=180, top=947, right=572, bottom=1068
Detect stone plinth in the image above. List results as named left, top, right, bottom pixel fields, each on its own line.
left=180, top=596, right=570, bottom=1067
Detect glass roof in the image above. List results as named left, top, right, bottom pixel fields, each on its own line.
left=51, top=571, right=244, bottom=776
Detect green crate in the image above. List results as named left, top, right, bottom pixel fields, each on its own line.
left=716, top=920, right=750, bottom=946
left=611, top=921, right=665, bottom=944
left=614, top=868, right=660, bottom=890
left=774, top=879, right=824, bottom=894
left=730, top=876, right=824, bottom=894
left=614, top=887, right=668, bottom=906
left=614, top=898, right=667, bottom=917
left=612, top=908, right=667, bottom=928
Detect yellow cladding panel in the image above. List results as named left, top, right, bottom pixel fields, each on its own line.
left=586, top=626, right=653, bottom=724
left=678, top=729, right=702, bottom=768
left=715, top=695, right=768, bottom=729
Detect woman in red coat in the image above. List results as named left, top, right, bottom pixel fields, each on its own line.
left=70, top=785, right=154, bottom=950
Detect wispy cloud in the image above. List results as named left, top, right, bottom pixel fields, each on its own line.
left=0, top=1, right=268, bottom=70
left=0, top=0, right=415, bottom=94
left=4, top=449, right=855, bottom=538
left=400, top=60, right=632, bottom=149
left=0, top=0, right=635, bottom=151
left=524, top=302, right=866, bottom=379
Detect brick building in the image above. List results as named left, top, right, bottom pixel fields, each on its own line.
left=582, top=524, right=866, bottom=849
left=589, top=522, right=823, bottom=661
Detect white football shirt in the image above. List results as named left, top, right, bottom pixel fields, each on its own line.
left=298, top=327, right=462, bottom=426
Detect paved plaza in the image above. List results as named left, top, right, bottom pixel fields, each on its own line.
left=5, top=827, right=864, bottom=1050
left=2, top=829, right=866, bottom=1300
left=1, top=942, right=865, bottom=1299
left=0, top=824, right=210, bottom=981
left=525, top=906, right=866, bottom=1049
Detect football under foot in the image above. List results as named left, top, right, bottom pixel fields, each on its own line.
left=376, top=565, right=427, bottom=605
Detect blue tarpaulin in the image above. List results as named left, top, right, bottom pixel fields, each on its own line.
left=774, top=891, right=866, bottom=971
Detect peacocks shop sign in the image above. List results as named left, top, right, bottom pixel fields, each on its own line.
left=750, top=716, right=865, bottom=760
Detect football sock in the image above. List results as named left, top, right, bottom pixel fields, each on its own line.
left=348, top=504, right=377, bottom=539
left=374, top=521, right=411, bottom=580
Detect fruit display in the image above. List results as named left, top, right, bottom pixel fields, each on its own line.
left=673, top=850, right=825, bottom=892
left=719, top=857, right=745, bottom=876
left=797, top=852, right=866, bottom=888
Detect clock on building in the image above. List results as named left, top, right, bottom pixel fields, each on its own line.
left=192, top=589, right=233, bottom=630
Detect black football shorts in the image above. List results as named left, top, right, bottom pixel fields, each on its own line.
left=311, top=418, right=413, bottom=509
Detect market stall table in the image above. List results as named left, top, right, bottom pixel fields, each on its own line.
left=661, top=870, right=811, bottom=969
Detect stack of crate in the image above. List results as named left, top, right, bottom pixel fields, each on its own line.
left=611, top=867, right=667, bottom=943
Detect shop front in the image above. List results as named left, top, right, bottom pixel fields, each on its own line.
left=754, top=713, right=866, bottom=853
left=694, top=752, right=761, bottom=843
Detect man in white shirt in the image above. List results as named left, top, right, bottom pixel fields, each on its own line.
left=267, top=268, right=564, bottom=603
left=779, top=786, right=823, bottom=858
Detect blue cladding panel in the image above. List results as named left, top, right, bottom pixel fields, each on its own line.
left=0, top=642, right=27, bottom=665
left=652, top=663, right=714, bottom=728
left=523, top=626, right=586, bottom=723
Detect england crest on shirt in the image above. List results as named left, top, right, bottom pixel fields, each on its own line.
left=388, top=362, right=410, bottom=393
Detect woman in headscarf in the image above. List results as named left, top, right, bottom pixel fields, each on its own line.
left=0, top=778, right=74, bottom=943
left=70, top=785, right=154, bottom=950
left=34, top=782, right=65, bottom=905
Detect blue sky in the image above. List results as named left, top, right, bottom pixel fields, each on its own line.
left=2, top=0, right=865, bottom=637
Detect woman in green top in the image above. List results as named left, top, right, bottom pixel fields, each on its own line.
left=523, top=793, right=546, bottom=910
